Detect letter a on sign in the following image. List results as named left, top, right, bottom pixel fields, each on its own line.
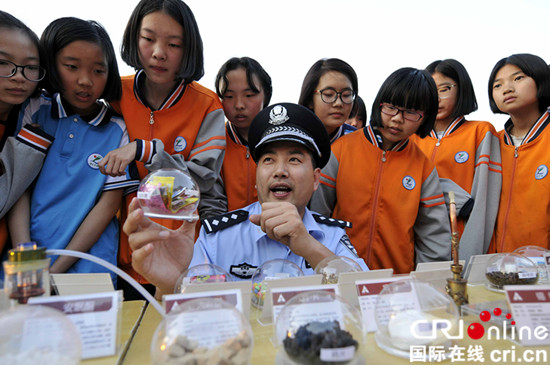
left=277, top=294, right=286, bottom=304
left=361, top=286, right=370, bottom=294
left=513, top=292, right=523, bottom=301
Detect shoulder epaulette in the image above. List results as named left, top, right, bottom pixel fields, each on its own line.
left=312, top=214, right=352, bottom=229
left=201, top=210, right=249, bottom=234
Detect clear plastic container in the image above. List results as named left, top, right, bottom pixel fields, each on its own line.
left=485, top=252, right=539, bottom=291
left=0, top=305, right=81, bottom=364
left=374, top=279, right=459, bottom=359
left=274, top=290, right=364, bottom=365
left=151, top=298, right=253, bottom=365
left=251, top=259, right=304, bottom=309
left=3, top=242, right=50, bottom=305
left=174, top=264, right=231, bottom=293
left=314, top=255, right=362, bottom=284
left=137, top=168, right=200, bottom=220
left=513, top=245, right=549, bottom=282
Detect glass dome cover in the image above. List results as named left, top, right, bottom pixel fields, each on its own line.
left=151, top=298, right=253, bottom=365
left=314, top=255, right=362, bottom=284
left=274, top=290, right=364, bottom=365
left=0, top=305, right=81, bottom=365
left=513, top=245, right=549, bottom=282
left=138, top=168, right=200, bottom=220
left=374, top=279, right=459, bottom=359
left=486, top=252, right=539, bottom=290
left=251, top=259, right=304, bottom=309
left=174, top=264, right=231, bottom=293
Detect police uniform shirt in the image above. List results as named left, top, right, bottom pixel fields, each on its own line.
left=191, top=202, right=368, bottom=280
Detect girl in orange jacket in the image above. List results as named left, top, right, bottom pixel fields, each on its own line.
left=488, top=53, right=550, bottom=253
left=410, top=59, right=502, bottom=265
left=311, top=68, right=451, bottom=274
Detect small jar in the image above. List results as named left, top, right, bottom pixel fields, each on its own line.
left=485, top=253, right=539, bottom=290
left=3, top=242, right=50, bottom=304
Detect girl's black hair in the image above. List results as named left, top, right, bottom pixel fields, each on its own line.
left=370, top=67, right=438, bottom=138
left=40, top=17, right=121, bottom=101
left=488, top=53, right=550, bottom=114
left=348, top=95, right=367, bottom=128
left=426, top=59, right=478, bottom=119
left=121, top=0, right=204, bottom=82
left=298, top=58, right=358, bottom=111
left=0, top=10, right=45, bottom=96
left=215, top=57, right=272, bottom=107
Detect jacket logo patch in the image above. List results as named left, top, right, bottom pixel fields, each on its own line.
left=230, top=262, right=258, bottom=279
left=87, top=153, right=103, bottom=169
left=174, top=136, right=187, bottom=152
left=454, top=151, right=469, bottom=164
left=402, top=176, right=416, bottom=190
left=535, top=165, right=548, bottom=180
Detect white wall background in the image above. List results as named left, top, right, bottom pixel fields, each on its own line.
left=5, top=0, right=550, bottom=131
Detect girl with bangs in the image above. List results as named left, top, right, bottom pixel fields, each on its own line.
left=410, top=59, right=502, bottom=265
left=311, top=67, right=451, bottom=274
left=488, top=53, right=550, bottom=252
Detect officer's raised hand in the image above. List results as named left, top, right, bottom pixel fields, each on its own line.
left=250, top=201, right=333, bottom=268
left=123, top=197, right=196, bottom=297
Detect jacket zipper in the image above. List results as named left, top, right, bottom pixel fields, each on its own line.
left=366, top=150, right=386, bottom=264
left=148, top=111, right=155, bottom=140
left=499, top=146, right=519, bottom=252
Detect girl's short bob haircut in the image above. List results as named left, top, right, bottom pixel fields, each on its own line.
left=298, top=58, right=358, bottom=111
left=215, top=57, right=273, bottom=108
left=0, top=10, right=45, bottom=96
left=426, top=59, right=478, bottom=119
left=40, top=17, right=121, bottom=102
left=488, top=53, right=550, bottom=114
left=121, top=0, right=204, bottom=82
left=370, top=67, right=438, bottom=138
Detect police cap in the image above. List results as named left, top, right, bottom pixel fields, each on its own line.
left=248, top=103, right=331, bottom=168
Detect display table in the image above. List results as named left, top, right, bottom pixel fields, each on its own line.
left=122, top=285, right=550, bottom=364
left=82, top=300, right=147, bottom=365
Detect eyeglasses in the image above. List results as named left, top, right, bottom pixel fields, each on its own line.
left=0, top=59, right=46, bottom=82
left=315, top=87, right=356, bottom=105
left=437, top=84, right=456, bottom=99
left=380, top=104, right=424, bottom=122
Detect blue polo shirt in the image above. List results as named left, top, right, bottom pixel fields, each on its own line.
left=191, top=202, right=368, bottom=280
left=19, top=93, right=140, bottom=277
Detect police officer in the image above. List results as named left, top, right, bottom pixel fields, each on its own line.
left=123, top=103, right=367, bottom=297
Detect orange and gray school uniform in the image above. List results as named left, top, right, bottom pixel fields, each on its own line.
left=490, top=109, right=550, bottom=253
left=219, top=122, right=257, bottom=212
left=310, top=125, right=451, bottom=274
left=0, top=104, right=53, bottom=253
left=112, top=70, right=226, bottom=283
left=410, top=117, right=502, bottom=264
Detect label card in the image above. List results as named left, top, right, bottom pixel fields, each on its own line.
left=177, top=280, right=251, bottom=318
left=270, top=284, right=339, bottom=325
left=415, top=260, right=464, bottom=272
left=28, top=291, right=121, bottom=359
left=356, top=277, right=407, bottom=332
left=257, top=275, right=322, bottom=325
left=163, top=288, right=243, bottom=314
left=166, top=307, right=243, bottom=349
left=505, top=285, right=550, bottom=346
left=337, top=269, right=393, bottom=308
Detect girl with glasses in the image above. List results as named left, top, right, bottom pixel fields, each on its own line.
left=488, top=53, right=550, bottom=253
left=410, top=59, right=502, bottom=265
left=298, top=58, right=358, bottom=143
left=0, top=11, right=52, bottom=251
left=310, top=67, right=451, bottom=274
